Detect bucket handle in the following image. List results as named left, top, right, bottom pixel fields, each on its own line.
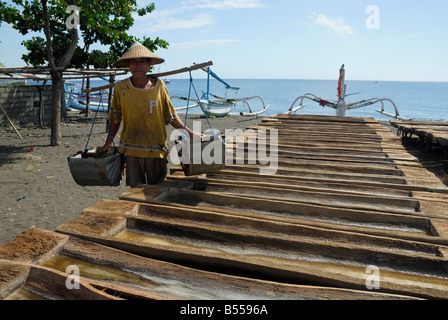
left=182, top=69, right=219, bottom=142
left=82, top=92, right=116, bottom=157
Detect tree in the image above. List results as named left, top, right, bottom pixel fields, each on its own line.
left=0, top=40, right=4, bottom=67
left=0, top=0, right=168, bottom=146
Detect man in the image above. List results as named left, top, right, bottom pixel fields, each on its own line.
left=97, top=43, right=198, bottom=187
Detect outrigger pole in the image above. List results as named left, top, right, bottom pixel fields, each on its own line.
left=82, top=61, right=214, bottom=94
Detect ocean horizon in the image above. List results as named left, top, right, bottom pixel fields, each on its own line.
left=7, top=77, right=448, bottom=122
left=165, top=78, right=448, bottom=121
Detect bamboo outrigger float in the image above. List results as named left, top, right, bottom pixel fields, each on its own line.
left=285, top=65, right=411, bottom=120
left=1, top=114, right=448, bottom=300
left=171, top=66, right=270, bottom=117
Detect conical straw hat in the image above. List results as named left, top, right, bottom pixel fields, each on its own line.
left=114, top=43, right=165, bottom=67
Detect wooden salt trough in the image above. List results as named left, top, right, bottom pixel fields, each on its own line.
left=0, top=228, right=413, bottom=300
left=391, top=120, right=448, bottom=155
left=52, top=194, right=448, bottom=299
left=118, top=182, right=448, bottom=245
left=2, top=114, right=448, bottom=300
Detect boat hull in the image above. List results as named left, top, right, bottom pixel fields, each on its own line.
left=201, top=100, right=236, bottom=117
left=66, top=94, right=109, bottom=112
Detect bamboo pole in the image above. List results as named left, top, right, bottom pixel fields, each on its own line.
left=85, top=76, right=90, bottom=117
left=82, top=61, right=213, bottom=94
left=0, top=104, right=22, bottom=139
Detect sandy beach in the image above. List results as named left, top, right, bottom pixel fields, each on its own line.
left=0, top=111, right=262, bottom=245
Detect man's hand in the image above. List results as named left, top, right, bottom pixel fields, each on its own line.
left=95, top=145, right=111, bottom=157
left=192, top=131, right=204, bottom=141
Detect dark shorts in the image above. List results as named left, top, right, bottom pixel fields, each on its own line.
left=125, top=156, right=167, bottom=188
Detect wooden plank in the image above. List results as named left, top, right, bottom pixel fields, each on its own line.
left=230, top=155, right=404, bottom=176
left=228, top=141, right=392, bottom=159
left=204, top=168, right=448, bottom=194
left=391, top=120, right=448, bottom=127
left=270, top=114, right=380, bottom=124
left=1, top=228, right=413, bottom=300
left=119, top=184, right=448, bottom=245
left=227, top=138, right=418, bottom=161
left=161, top=178, right=420, bottom=214
left=81, top=198, right=435, bottom=253
left=243, top=122, right=383, bottom=133
left=210, top=165, right=409, bottom=186
left=392, top=120, right=448, bottom=150
left=172, top=169, right=422, bottom=199
left=238, top=135, right=396, bottom=152
left=168, top=171, right=413, bottom=198
left=166, top=174, right=448, bottom=221
left=0, top=260, right=123, bottom=300
left=54, top=200, right=448, bottom=299
left=247, top=125, right=380, bottom=137
left=227, top=145, right=417, bottom=165
left=222, top=117, right=447, bottom=192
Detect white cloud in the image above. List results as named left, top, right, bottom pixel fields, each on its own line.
left=188, top=0, right=265, bottom=9
left=312, top=13, right=354, bottom=37
left=171, top=39, right=241, bottom=50
left=134, top=0, right=264, bottom=34
left=146, top=13, right=216, bottom=32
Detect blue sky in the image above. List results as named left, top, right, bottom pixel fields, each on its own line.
left=1, top=0, right=447, bottom=81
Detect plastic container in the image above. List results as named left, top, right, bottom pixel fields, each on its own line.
left=176, top=135, right=226, bottom=176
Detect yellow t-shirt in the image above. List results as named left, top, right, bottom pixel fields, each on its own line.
left=108, top=78, right=179, bottom=159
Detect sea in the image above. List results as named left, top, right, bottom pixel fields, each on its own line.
left=164, top=78, right=448, bottom=121
left=10, top=77, right=448, bottom=121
